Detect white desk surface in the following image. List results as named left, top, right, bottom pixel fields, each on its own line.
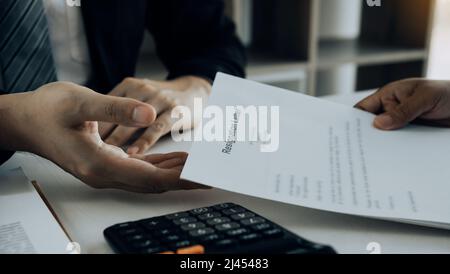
left=4, top=91, right=450, bottom=254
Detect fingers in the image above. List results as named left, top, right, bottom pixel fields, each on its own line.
left=75, top=142, right=185, bottom=193
left=98, top=122, right=116, bottom=138
left=98, top=77, right=205, bottom=153
left=127, top=152, right=206, bottom=192
left=79, top=92, right=157, bottom=127
left=72, top=132, right=198, bottom=193
left=151, top=90, right=177, bottom=114
left=97, top=151, right=181, bottom=193
left=374, top=93, right=435, bottom=130
left=138, top=152, right=188, bottom=163
left=355, top=92, right=383, bottom=114
left=100, top=88, right=175, bottom=148
left=98, top=79, right=156, bottom=139
left=141, top=152, right=188, bottom=168
left=354, top=79, right=431, bottom=130
left=127, top=111, right=174, bottom=154
left=354, top=80, right=411, bottom=114
left=108, top=77, right=142, bottom=97
left=102, top=98, right=174, bottom=148
left=379, top=92, right=400, bottom=113
left=104, top=126, right=140, bottom=147
left=104, top=151, right=201, bottom=193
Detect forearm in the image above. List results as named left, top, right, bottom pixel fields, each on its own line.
left=0, top=93, right=32, bottom=153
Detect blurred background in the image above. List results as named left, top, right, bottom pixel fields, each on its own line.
left=137, top=0, right=450, bottom=97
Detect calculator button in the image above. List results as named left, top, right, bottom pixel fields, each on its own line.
left=215, top=222, right=240, bottom=231
left=153, top=228, right=176, bottom=237
left=165, top=212, right=189, bottom=220
left=207, top=217, right=230, bottom=225
left=241, top=217, right=266, bottom=226
left=213, top=203, right=234, bottom=210
left=190, top=207, right=210, bottom=215
left=162, top=234, right=184, bottom=242
left=263, top=228, right=284, bottom=238
left=252, top=223, right=272, bottom=231
left=222, top=207, right=246, bottom=215
left=189, top=228, right=215, bottom=237
left=116, top=223, right=132, bottom=228
left=118, top=227, right=141, bottom=235
left=141, top=219, right=169, bottom=230
left=198, top=212, right=221, bottom=220
left=126, top=234, right=146, bottom=242
left=170, top=240, right=193, bottom=249
left=141, top=247, right=167, bottom=254
left=239, top=233, right=261, bottom=242
left=226, top=228, right=249, bottom=237
left=173, top=217, right=197, bottom=225
left=213, top=239, right=238, bottom=248
left=200, top=234, right=222, bottom=242
left=231, top=212, right=255, bottom=220
left=176, top=245, right=205, bottom=254
left=181, top=222, right=206, bottom=231
left=133, top=239, right=158, bottom=249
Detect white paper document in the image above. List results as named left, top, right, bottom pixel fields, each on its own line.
left=0, top=168, right=71, bottom=253
left=182, top=73, right=450, bottom=229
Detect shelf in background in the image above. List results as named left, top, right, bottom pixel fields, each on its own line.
left=136, top=50, right=309, bottom=85
left=316, top=40, right=427, bottom=69
left=135, top=0, right=435, bottom=96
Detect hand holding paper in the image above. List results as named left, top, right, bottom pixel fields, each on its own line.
left=355, top=79, right=450, bottom=130
left=182, top=73, right=450, bottom=229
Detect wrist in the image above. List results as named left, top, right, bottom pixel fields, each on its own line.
left=0, top=92, right=36, bottom=153
left=182, top=75, right=212, bottom=95
left=142, top=75, right=212, bottom=96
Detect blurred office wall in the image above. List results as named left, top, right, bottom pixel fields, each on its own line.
left=428, top=0, right=450, bottom=79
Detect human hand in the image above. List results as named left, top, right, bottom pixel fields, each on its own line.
left=0, top=82, right=202, bottom=193
left=99, top=76, right=211, bottom=154
left=355, top=79, right=450, bottom=130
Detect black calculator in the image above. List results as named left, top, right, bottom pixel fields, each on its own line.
left=104, top=203, right=336, bottom=254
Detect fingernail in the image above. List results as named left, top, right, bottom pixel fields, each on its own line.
left=127, top=146, right=139, bottom=154
left=133, top=106, right=152, bottom=124
left=374, top=114, right=393, bottom=129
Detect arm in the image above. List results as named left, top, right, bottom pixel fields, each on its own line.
left=98, top=0, right=247, bottom=154
left=0, top=93, right=33, bottom=153
left=0, top=93, right=25, bottom=164
left=0, top=83, right=202, bottom=193
left=146, top=0, right=247, bottom=81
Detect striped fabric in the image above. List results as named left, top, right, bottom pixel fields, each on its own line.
left=0, top=0, right=57, bottom=93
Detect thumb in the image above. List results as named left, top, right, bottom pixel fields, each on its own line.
left=374, top=96, right=429, bottom=130
left=78, top=92, right=157, bottom=127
